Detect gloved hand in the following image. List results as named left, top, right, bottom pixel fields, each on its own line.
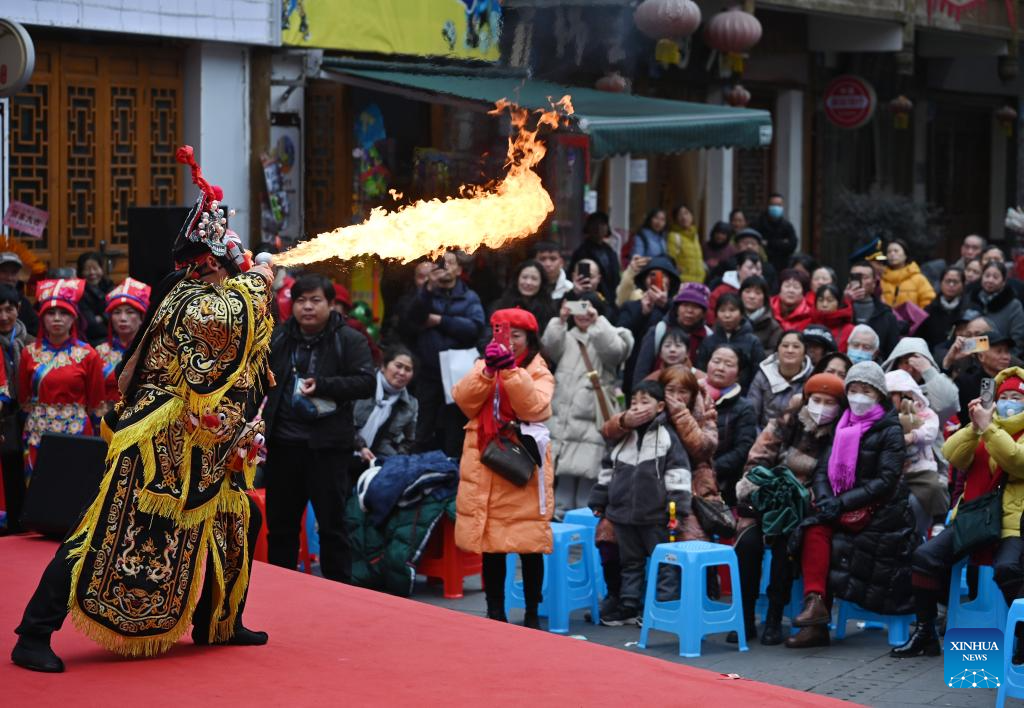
left=484, top=342, right=515, bottom=374
left=815, top=496, right=842, bottom=522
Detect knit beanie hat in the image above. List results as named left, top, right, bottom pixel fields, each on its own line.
left=804, top=373, right=845, bottom=400
left=998, top=376, right=1024, bottom=398
left=675, top=282, right=710, bottom=310
left=845, top=361, right=888, bottom=397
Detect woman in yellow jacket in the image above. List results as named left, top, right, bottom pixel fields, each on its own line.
left=892, top=366, right=1024, bottom=658
left=453, top=307, right=554, bottom=628
left=667, top=204, right=706, bottom=284
left=880, top=239, right=936, bottom=308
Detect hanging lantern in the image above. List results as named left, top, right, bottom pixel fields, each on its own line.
left=889, top=95, right=913, bottom=130
left=633, top=0, right=702, bottom=41
left=724, top=84, right=751, bottom=108
left=595, top=71, right=629, bottom=93
left=997, top=105, right=1019, bottom=137
left=704, top=7, right=763, bottom=76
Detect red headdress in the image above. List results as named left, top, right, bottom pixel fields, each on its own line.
left=36, top=278, right=86, bottom=318
left=105, top=277, right=152, bottom=316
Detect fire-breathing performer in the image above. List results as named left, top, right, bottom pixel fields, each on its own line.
left=11, top=146, right=275, bottom=672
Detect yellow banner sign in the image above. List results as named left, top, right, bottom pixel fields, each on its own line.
left=282, top=0, right=502, bottom=61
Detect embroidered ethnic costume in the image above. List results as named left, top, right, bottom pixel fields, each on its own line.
left=65, top=270, right=273, bottom=655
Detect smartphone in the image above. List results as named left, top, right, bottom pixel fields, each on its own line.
left=962, top=335, right=990, bottom=355
left=578, top=262, right=591, bottom=279
left=653, top=270, right=665, bottom=290
left=565, top=300, right=589, bottom=316
left=981, top=377, right=996, bottom=408
left=493, top=321, right=511, bottom=349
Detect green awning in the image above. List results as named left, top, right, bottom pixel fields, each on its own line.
left=325, top=66, right=773, bottom=158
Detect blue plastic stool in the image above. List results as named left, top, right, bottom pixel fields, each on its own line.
left=947, top=561, right=1008, bottom=633
left=834, top=600, right=912, bottom=647
left=563, top=507, right=607, bottom=599
left=997, top=599, right=1024, bottom=707
left=505, top=522, right=601, bottom=633
left=639, top=541, right=748, bottom=657
left=305, top=502, right=320, bottom=558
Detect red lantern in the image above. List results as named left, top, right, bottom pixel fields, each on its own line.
left=595, top=72, right=629, bottom=93
left=724, top=84, right=751, bottom=108
left=633, top=0, right=702, bottom=41
left=997, top=105, right=1019, bottom=137
left=889, top=95, right=913, bottom=130
left=704, top=6, right=762, bottom=75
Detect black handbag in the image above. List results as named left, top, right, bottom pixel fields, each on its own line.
left=480, top=388, right=538, bottom=487
left=951, top=482, right=1005, bottom=559
left=692, top=496, right=737, bottom=538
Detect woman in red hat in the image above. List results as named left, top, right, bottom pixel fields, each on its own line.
left=452, top=307, right=554, bottom=628
left=94, top=277, right=151, bottom=405
left=17, top=278, right=105, bottom=476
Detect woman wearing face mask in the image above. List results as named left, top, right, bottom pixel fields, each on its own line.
left=353, top=346, right=419, bottom=463
left=543, top=293, right=633, bottom=518
left=880, top=239, right=936, bottom=308
left=786, top=361, right=919, bottom=648
left=884, top=370, right=948, bottom=539
left=810, top=284, right=853, bottom=352
left=740, top=275, right=782, bottom=353
left=893, top=368, right=1024, bottom=659
left=490, top=259, right=556, bottom=336
left=918, top=266, right=965, bottom=352
left=733, top=373, right=846, bottom=645
left=770, top=269, right=813, bottom=332
left=965, top=260, right=1024, bottom=351
left=748, top=330, right=814, bottom=430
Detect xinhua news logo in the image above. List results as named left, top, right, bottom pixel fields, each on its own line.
left=944, top=628, right=1003, bottom=688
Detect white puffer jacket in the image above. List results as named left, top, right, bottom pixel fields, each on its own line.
left=541, top=315, right=634, bottom=479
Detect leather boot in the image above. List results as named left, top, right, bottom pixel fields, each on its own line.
left=793, top=592, right=830, bottom=627
left=11, top=634, right=64, bottom=673
left=785, top=624, right=830, bottom=649
left=761, top=603, right=785, bottom=646
left=890, top=623, right=940, bottom=658
left=192, top=621, right=268, bottom=646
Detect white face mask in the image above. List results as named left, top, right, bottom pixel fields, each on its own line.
left=847, top=392, right=877, bottom=416
left=807, top=401, right=840, bottom=426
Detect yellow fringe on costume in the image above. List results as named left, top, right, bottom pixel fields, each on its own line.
left=64, top=273, right=272, bottom=657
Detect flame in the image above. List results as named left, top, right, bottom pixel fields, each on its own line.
left=275, top=96, right=574, bottom=267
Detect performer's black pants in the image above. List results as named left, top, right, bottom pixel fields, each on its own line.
left=16, top=497, right=262, bottom=640
left=264, top=441, right=352, bottom=583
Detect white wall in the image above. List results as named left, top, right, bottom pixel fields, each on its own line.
left=184, top=43, right=252, bottom=244
left=9, top=0, right=279, bottom=46
left=773, top=90, right=804, bottom=248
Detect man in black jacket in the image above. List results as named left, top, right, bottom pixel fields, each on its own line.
left=844, top=260, right=901, bottom=359
left=264, top=273, right=375, bottom=583
left=753, top=193, right=799, bottom=273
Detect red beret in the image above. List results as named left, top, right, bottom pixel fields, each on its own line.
left=490, top=307, right=538, bottom=333
left=804, top=373, right=845, bottom=400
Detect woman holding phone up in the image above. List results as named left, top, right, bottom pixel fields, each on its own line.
left=453, top=308, right=555, bottom=628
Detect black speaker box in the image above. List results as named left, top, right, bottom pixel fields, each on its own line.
left=20, top=434, right=108, bottom=539
left=127, top=206, right=190, bottom=286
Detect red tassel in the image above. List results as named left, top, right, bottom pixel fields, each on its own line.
left=175, top=144, right=217, bottom=205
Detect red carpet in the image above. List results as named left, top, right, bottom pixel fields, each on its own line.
left=2, top=535, right=847, bottom=707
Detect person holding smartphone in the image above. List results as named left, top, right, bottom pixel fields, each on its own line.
left=843, top=261, right=901, bottom=359
left=452, top=308, right=555, bottom=628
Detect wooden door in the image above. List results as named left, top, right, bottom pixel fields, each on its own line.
left=7, top=41, right=184, bottom=276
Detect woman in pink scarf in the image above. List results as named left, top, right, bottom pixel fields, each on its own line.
left=785, top=360, right=920, bottom=649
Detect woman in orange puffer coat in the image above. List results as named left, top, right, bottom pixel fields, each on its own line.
left=453, top=307, right=555, bottom=628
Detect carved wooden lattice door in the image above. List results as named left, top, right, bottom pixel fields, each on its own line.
left=8, top=41, right=183, bottom=274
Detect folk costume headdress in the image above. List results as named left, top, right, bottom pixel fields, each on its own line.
left=174, top=146, right=252, bottom=274
left=104, top=277, right=151, bottom=317
left=35, top=278, right=86, bottom=317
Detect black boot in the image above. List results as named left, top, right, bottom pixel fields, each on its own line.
left=523, top=610, right=541, bottom=629
left=890, top=622, right=940, bottom=658
left=11, top=634, right=64, bottom=673
left=761, top=603, right=785, bottom=646
left=192, top=620, right=268, bottom=646
left=485, top=598, right=508, bottom=623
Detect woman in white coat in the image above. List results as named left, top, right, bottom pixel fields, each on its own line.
left=541, top=293, right=634, bottom=519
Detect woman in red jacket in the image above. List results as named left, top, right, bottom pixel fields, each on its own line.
left=771, top=269, right=813, bottom=332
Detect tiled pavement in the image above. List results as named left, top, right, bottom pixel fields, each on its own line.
left=412, top=574, right=1020, bottom=707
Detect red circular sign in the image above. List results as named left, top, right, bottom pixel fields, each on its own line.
left=823, top=75, right=877, bottom=130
